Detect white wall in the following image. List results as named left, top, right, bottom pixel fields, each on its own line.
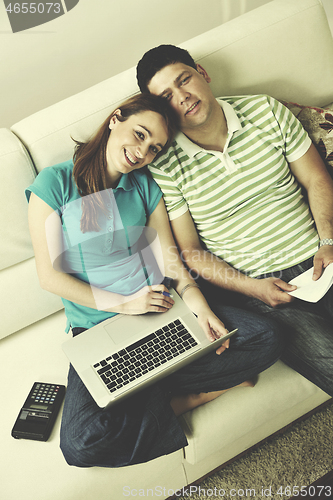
left=0, top=0, right=270, bottom=128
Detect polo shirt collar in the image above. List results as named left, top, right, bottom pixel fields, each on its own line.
left=114, top=173, right=133, bottom=191
left=175, top=98, right=242, bottom=158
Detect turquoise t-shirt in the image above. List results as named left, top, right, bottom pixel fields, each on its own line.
left=26, top=160, right=163, bottom=332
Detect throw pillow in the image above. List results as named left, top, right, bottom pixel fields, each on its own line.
left=281, top=100, right=333, bottom=176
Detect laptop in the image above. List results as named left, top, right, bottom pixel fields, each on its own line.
left=62, top=287, right=237, bottom=408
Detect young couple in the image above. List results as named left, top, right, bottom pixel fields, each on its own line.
left=26, top=44, right=333, bottom=468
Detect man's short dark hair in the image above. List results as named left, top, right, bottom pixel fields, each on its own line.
left=136, top=44, right=197, bottom=93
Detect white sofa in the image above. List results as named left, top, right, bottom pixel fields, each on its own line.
left=1, top=1, right=333, bottom=499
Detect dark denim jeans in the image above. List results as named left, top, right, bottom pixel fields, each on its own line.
left=246, top=258, right=333, bottom=397
left=202, top=257, right=333, bottom=398
left=60, top=306, right=284, bottom=468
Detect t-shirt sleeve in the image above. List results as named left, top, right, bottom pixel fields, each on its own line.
left=25, top=164, right=70, bottom=212
left=268, top=96, right=312, bottom=163
left=141, top=172, right=163, bottom=216
left=149, top=154, right=189, bottom=221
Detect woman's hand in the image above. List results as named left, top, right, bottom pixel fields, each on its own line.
left=196, top=310, right=231, bottom=355
left=120, top=284, right=174, bottom=315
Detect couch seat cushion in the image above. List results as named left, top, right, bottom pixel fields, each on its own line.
left=1, top=310, right=185, bottom=500
left=180, top=360, right=330, bottom=464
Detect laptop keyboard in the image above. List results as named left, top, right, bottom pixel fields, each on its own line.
left=93, top=319, right=198, bottom=394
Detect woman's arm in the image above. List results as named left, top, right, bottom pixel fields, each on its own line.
left=147, top=198, right=230, bottom=354
left=28, top=193, right=174, bottom=315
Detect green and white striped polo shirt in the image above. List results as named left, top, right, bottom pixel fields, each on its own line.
left=149, top=94, right=319, bottom=277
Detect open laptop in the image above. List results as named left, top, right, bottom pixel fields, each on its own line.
left=62, top=287, right=237, bottom=408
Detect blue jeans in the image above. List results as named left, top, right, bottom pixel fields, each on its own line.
left=202, top=257, right=333, bottom=398
left=60, top=307, right=284, bottom=468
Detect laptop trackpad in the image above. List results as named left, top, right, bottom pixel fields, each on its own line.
left=103, top=315, right=153, bottom=345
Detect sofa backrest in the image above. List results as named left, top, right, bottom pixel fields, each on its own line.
left=10, top=0, right=333, bottom=174
left=0, top=129, right=64, bottom=340
left=1, top=0, right=333, bottom=340
left=186, top=0, right=333, bottom=107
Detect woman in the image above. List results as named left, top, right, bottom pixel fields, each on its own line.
left=26, top=94, right=282, bottom=467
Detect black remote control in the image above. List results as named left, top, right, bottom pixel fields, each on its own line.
left=11, top=382, right=66, bottom=441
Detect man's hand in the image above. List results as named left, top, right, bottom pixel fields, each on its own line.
left=312, top=245, right=333, bottom=280
left=251, top=277, right=297, bottom=308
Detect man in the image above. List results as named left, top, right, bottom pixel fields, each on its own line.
left=136, top=44, right=333, bottom=396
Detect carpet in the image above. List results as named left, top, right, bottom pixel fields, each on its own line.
left=177, top=401, right=333, bottom=500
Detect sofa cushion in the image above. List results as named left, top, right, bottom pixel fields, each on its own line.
left=0, top=258, right=63, bottom=340
left=10, top=67, right=138, bottom=173
left=182, top=0, right=333, bottom=107
left=180, top=360, right=330, bottom=465
left=11, top=0, right=333, bottom=178
left=282, top=101, right=333, bottom=176
left=0, top=128, right=36, bottom=270
left=1, top=310, right=185, bottom=500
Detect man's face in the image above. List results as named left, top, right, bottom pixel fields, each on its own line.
left=147, top=62, right=216, bottom=134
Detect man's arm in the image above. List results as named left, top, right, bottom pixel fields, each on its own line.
left=289, top=143, right=333, bottom=280
left=170, top=210, right=296, bottom=307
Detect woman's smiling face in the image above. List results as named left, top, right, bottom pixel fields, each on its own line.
left=106, top=110, right=168, bottom=187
